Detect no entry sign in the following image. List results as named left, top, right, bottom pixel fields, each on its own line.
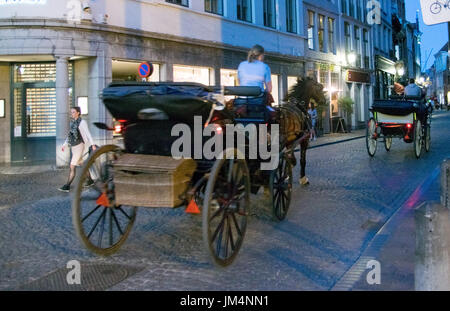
left=420, top=0, right=450, bottom=25
left=138, top=62, right=154, bottom=78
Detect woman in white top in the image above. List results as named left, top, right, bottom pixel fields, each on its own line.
left=58, top=107, right=97, bottom=192
left=237, top=44, right=274, bottom=105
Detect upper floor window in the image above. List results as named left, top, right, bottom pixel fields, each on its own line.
left=349, top=0, right=355, bottom=18
left=344, top=22, right=351, bottom=52
left=308, top=11, right=315, bottom=50
left=356, top=0, right=362, bottom=21
left=341, top=0, right=347, bottom=15
left=318, top=15, right=325, bottom=52
left=363, top=29, right=370, bottom=68
left=328, top=18, right=335, bottom=54
left=237, top=0, right=252, bottom=22
left=166, top=0, right=189, bottom=7
left=286, top=0, right=297, bottom=33
left=205, top=0, right=223, bottom=15
left=263, top=0, right=276, bottom=28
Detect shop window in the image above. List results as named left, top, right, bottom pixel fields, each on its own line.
left=25, top=88, right=56, bottom=137
left=220, top=69, right=238, bottom=86
left=173, top=65, right=211, bottom=86
left=14, top=63, right=73, bottom=83
left=287, top=76, right=298, bottom=92
left=271, top=74, right=279, bottom=106
left=205, top=0, right=223, bottom=15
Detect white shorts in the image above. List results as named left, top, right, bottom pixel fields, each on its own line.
left=70, top=143, right=85, bottom=166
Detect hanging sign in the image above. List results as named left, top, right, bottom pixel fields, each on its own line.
left=420, top=0, right=450, bottom=25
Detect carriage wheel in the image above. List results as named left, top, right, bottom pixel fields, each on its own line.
left=202, top=150, right=250, bottom=267
left=366, top=118, right=378, bottom=157
left=72, top=145, right=137, bottom=256
left=384, top=137, right=392, bottom=152
left=270, top=151, right=293, bottom=221
left=414, top=120, right=423, bottom=159
left=424, top=126, right=431, bottom=153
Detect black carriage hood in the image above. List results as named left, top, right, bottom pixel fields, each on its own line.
left=101, top=82, right=216, bottom=123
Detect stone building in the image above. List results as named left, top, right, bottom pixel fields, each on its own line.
left=0, top=0, right=308, bottom=165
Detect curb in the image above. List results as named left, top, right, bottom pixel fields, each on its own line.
left=294, top=135, right=366, bottom=152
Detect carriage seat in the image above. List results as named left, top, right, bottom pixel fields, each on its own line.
left=233, top=92, right=275, bottom=124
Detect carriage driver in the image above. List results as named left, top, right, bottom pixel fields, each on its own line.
left=237, top=44, right=274, bottom=107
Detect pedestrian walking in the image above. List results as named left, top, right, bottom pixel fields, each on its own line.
left=308, top=102, right=317, bottom=141
left=238, top=44, right=274, bottom=106
left=58, top=107, right=96, bottom=192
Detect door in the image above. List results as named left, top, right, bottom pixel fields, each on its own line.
left=11, top=83, right=57, bottom=162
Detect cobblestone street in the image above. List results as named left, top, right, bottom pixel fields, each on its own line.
left=1, top=111, right=449, bottom=291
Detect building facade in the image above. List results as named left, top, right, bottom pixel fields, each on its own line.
left=0, top=0, right=310, bottom=165
left=338, top=0, right=374, bottom=130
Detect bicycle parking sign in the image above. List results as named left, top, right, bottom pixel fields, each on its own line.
left=421, top=0, right=450, bottom=25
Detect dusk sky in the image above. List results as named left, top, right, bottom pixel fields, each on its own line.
left=406, top=0, right=448, bottom=70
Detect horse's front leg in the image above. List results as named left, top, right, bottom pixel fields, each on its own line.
left=299, top=139, right=310, bottom=186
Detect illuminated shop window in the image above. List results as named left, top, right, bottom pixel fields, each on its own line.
left=173, top=65, right=211, bottom=86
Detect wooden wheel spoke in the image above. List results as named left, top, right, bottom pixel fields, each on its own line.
left=227, top=215, right=235, bottom=252
left=210, top=205, right=225, bottom=222
left=109, top=209, right=113, bottom=246
left=82, top=205, right=102, bottom=223
left=87, top=207, right=107, bottom=239
left=97, top=210, right=107, bottom=247
left=116, top=206, right=132, bottom=220
left=215, top=216, right=226, bottom=257
left=231, top=213, right=243, bottom=237
left=110, top=209, right=124, bottom=236
left=211, top=213, right=226, bottom=243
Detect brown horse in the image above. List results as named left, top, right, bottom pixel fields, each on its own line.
left=278, top=77, right=327, bottom=185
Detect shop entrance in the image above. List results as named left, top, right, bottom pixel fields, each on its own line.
left=10, top=63, right=73, bottom=163
left=11, top=83, right=56, bottom=162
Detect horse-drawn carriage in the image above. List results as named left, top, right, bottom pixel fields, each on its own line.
left=366, top=95, right=432, bottom=158
left=71, top=81, right=311, bottom=266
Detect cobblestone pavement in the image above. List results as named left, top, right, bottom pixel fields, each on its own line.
left=0, top=111, right=449, bottom=291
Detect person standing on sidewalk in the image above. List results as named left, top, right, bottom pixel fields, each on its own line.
left=308, top=102, right=318, bottom=141
left=58, top=107, right=96, bottom=192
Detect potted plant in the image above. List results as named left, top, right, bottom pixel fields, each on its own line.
left=338, top=96, right=354, bottom=133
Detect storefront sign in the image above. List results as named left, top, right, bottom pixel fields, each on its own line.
left=0, top=0, right=46, bottom=5
left=346, top=70, right=370, bottom=83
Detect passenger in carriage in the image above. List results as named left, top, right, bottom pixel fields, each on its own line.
left=237, top=44, right=275, bottom=107
left=404, top=78, right=423, bottom=97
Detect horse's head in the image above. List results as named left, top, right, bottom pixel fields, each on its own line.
left=284, top=77, right=326, bottom=110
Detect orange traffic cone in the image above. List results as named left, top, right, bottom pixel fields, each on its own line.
left=96, top=193, right=110, bottom=207
left=185, top=199, right=200, bottom=214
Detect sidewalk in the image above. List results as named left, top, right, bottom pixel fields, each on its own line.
left=0, top=162, right=60, bottom=175
left=0, top=130, right=367, bottom=176
left=333, top=163, right=442, bottom=291
left=307, top=128, right=366, bottom=150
